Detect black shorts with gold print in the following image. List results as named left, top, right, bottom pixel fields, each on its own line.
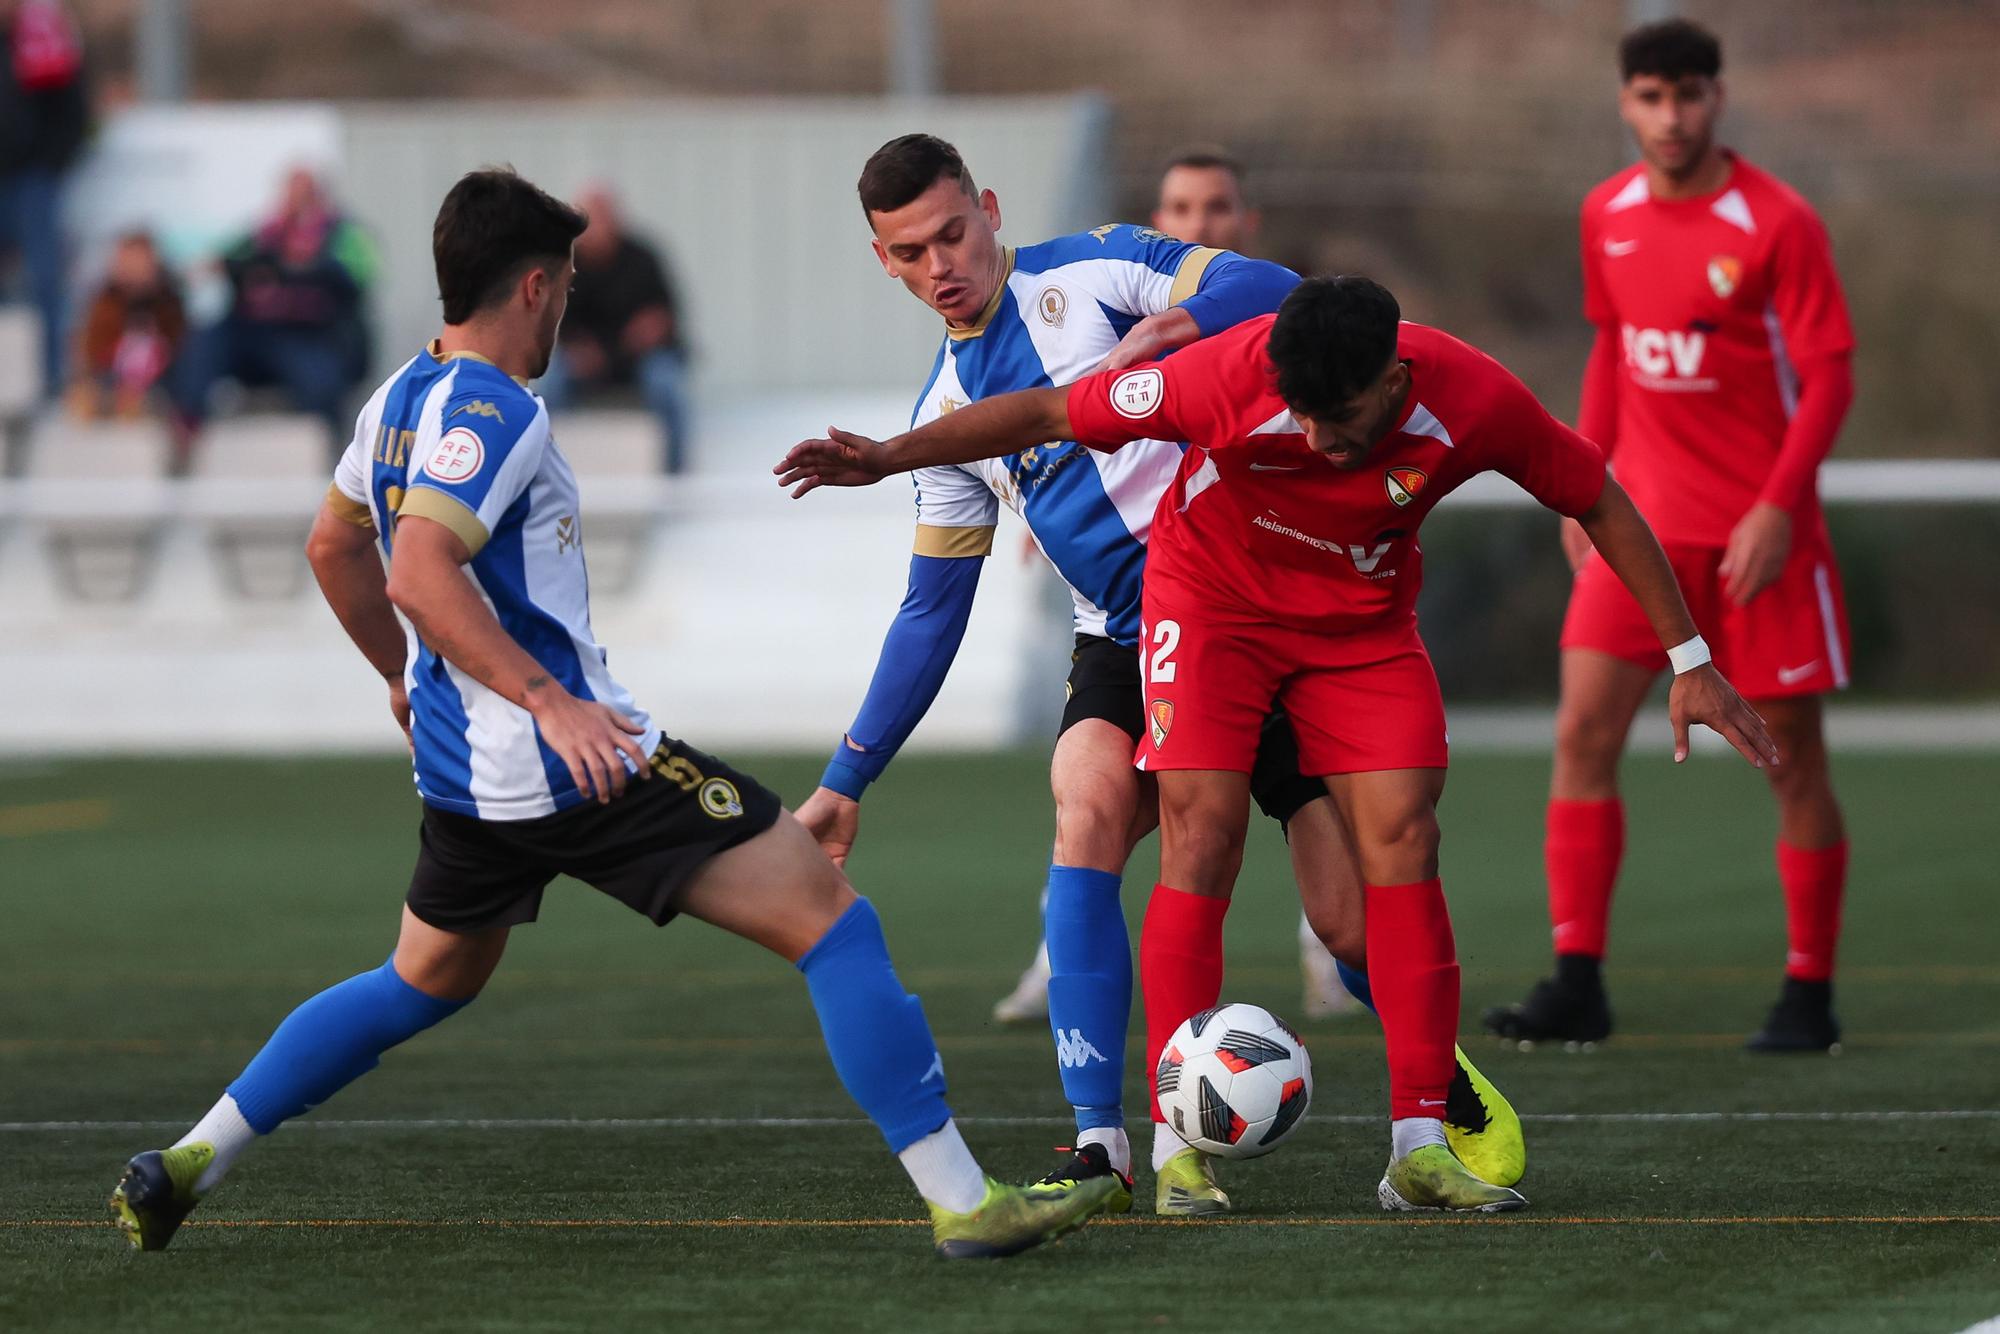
left=405, top=735, right=782, bottom=933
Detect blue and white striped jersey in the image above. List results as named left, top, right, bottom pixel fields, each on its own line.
left=330, top=344, right=659, bottom=821
left=908, top=225, right=1223, bottom=646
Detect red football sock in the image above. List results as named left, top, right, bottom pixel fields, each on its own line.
left=1778, top=840, right=1848, bottom=982
left=1365, top=879, right=1460, bottom=1121
left=1546, top=798, right=1625, bottom=959
left=1141, top=884, right=1229, bottom=1123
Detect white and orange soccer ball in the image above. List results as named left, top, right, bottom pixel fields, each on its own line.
left=1154, top=1002, right=1313, bottom=1159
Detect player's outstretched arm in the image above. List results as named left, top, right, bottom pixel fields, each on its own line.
left=1576, top=478, right=1781, bottom=769
left=305, top=500, right=414, bottom=748
left=799, top=549, right=985, bottom=866
left=386, top=516, right=650, bottom=803
left=774, top=387, right=1073, bottom=498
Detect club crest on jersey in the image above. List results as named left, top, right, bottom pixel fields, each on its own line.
left=1037, top=286, right=1067, bottom=327
left=1149, top=699, right=1174, bottom=749
left=1384, top=466, right=1428, bottom=508
left=423, top=426, right=485, bottom=484
left=1110, top=368, right=1164, bottom=419
left=1707, top=255, right=1742, bottom=299
left=698, top=777, right=744, bottom=820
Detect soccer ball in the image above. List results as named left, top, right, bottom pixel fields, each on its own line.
left=1155, top=1002, right=1312, bottom=1159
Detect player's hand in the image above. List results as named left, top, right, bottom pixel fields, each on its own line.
left=1088, top=308, right=1199, bottom=375
left=1559, top=516, right=1594, bottom=573
left=526, top=686, right=651, bottom=803
left=796, top=785, right=861, bottom=867
left=1668, top=663, right=1781, bottom=769
left=1719, top=501, right=1792, bottom=607
left=386, top=675, right=413, bottom=754
left=774, top=428, right=889, bottom=497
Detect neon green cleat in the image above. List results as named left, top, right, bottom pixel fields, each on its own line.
left=1378, top=1143, right=1528, bottom=1213
left=1154, top=1147, right=1230, bottom=1217
left=1444, top=1043, right=1526, bottom=1187
left=110, top=1143, right=213, bottom=1251
left=929, top=1175, right=1118, bottom=1259
left=1028, top=1144, right=1133, bottom=1216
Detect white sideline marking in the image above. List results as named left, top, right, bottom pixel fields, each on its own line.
left=1955, top=1319, right=2000, bottom=1334
left=5, top=1109, right=1998, bottom=1133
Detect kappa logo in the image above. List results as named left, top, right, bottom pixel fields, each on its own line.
left=1110, top=368, right=1164, bottom=419
left=698, top=777, right=745, bottom=820
left=422, top=427, right=485, bottom=484
left=450, top=400, right=506, bottom=425
left=1055, top=1027, right=1109, bottom=1068
left=555, top=514, right=578, bottom=554
left=1384, top=466, right=1428, bottom=508
left=1089, top=223, right=1119, bottom=244
left=1037, top=286, right=1067, bottom=327
left=1708, top=255, right=1743, bottom=299
left=921, top=1051, right=945, bottom=1085
left=1149, top=698, right=1174, bottom=749
left=938, top=395, right=964, bottom=415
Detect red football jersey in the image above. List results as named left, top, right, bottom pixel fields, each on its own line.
left=1582, top=152, right=1854, bottom=545
left=1066, top=316, right=1607, bottom=657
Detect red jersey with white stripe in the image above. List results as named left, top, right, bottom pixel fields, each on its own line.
left=1582, top=153, right=1853, bottom=546
left=1065, top=316, right=1607, bottom=660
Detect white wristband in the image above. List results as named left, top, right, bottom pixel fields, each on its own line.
left=1666, top=635, right=1712, bottom=675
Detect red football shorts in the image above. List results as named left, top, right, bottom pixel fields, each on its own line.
left=1135, top=599, right=1449, bottom=777
left=1561, top=518, right=1851, bottom=699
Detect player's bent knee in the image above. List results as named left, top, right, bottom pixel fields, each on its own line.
left=1357, top=805, right=1441, bottom=883
left=1553, top=703, right=1628, bottom=769
left=679, top=815, right=858, bottom=963
left=1053, top=780, right=1140, bottom=866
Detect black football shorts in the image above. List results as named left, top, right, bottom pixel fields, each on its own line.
left=406, top=735, right=783, bottom=933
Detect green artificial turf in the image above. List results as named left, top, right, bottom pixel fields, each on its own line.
left=2, top=750, right=1995, bottom=1332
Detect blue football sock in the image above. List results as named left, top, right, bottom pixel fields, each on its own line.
left=1336, top=959, right=1377, bottom=1014
left=797, top=898, right=953, bottom=1153
left=227, top=958, right=471, bottom=1134
left=1042, top=865, right=1130, bottom=1133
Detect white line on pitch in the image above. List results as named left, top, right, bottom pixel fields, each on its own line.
left=4, top=1109, right=1998, bottom=1133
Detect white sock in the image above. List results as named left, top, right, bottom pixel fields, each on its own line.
left=898, top=1120, right=987, bottom=1214
left=1076, top=1126, right=1130, bottom=1177
left=173, top=1093, right=259, bottom=1194
left=1390, top=1115, right=1449, bottom=1161
left=1151, top=1122, right=1190, bottom=1172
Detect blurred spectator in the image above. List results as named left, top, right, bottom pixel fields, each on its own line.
left=540, top=186, right=690, bottom=473
left=173, top=168, right=376, bottom=454
left=1152, top=147, right=1260, bottom=254
left=0, top=0, right=89, bottom=396
left=68, top=229, right=183, bottom=421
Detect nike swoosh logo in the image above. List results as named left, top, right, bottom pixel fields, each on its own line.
left=1418, top=1098, right=1448, bottom=1107
left=1248, top=463, right=1303, bottom=472
left=1777, top=661, right=1821, bottom=685
left=1603, top=238, right=1640, bottom=256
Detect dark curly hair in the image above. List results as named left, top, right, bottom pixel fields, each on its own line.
left=1266, top=275, right=1401, bottom=420
left=1620, top=19, right=1722, bottom=83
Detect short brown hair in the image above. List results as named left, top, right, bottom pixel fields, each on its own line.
left=857, top=134, right=977, bottom=220
left=1161, top=146, right=1246, bottom=189
left=432, top=167, right=587, bottom=325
